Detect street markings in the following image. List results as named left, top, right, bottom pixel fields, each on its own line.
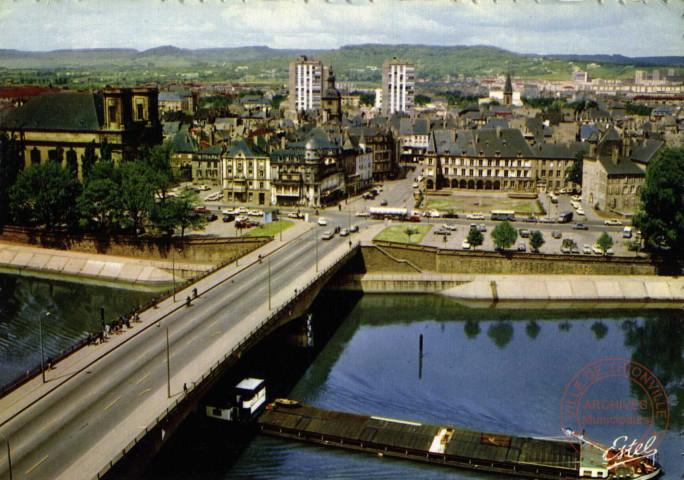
left=162, top=352, right=177, bottom=364
left=139, top=388, right=151, bottom=397
left=187, top=336, right=197, bottom=346
left=136, top=372, right=151, bottom=385
left=211, top=330, right=222, bottom=337
left=37, top=417, right=58, bottom=435
left=104, top=396, right=121, bottom=411
left=25, top=455, right=49, bottom=475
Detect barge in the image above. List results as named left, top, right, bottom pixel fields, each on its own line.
left=258, top=402, right=660, bottom=480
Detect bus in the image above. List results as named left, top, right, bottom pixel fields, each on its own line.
left=490, top=210, right=516, bottom=221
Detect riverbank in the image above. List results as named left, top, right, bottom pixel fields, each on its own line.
left=0, top=242, right=212, bottom=290
left=333, top=272, right=684, bottom=308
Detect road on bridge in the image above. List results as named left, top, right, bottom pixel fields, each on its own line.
left=0, top=224, right=359, bottom=480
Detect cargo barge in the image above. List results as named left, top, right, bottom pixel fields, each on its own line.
left=258, top=401, right=660, bottom=480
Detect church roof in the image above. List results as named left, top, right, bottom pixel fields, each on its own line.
left=0, top=91, right=104, bottom=131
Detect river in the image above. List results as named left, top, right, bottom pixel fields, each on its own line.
left=148, top=293, right=683, bottom=480
left=0, top=273, right=156, bottom=388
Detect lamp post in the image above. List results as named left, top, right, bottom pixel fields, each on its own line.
left=172, top=247, right=176, bottom=302
left=315, top=227, right=319, bottom=273
left=166, top=327, right=171, bottom=399
left=39, top=312, right=50, bottom=383
left=0, top=432, right=12, bottom=480
left=267, top=255, right=271, bottom=310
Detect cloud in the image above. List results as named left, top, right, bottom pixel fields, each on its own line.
left=0, top=0, right=680, bottom=56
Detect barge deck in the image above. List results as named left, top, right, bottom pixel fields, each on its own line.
left=258, top=402, right=582, bottom=479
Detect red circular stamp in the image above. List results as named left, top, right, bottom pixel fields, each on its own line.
left=561, top=358, right=669, bottom=458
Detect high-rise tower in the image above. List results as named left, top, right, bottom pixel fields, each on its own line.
left=381, top=57, right=414, bottom=115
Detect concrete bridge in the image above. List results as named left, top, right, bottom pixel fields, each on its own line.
left=0, top=223, right=360, bottom=480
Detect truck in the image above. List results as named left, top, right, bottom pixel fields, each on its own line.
left=557, top=211, right=574, bottom=223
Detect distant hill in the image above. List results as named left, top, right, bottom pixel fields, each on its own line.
left=0, top=44, right=681, bottom=83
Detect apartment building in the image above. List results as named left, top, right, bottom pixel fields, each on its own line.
left=381, top=57, right=415, bottom=115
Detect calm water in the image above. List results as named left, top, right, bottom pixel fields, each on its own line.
left=225, top=295, right=682, bottom=480
left=0, top=273, right=156, bottom=387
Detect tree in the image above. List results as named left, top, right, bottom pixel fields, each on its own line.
left=596, top=231, right=614, bottom=254
left=491, top=220, right=517, bottom=250
left=633, top=146, right=684, bottom=253
left=529, top=230, right=545, bottom=252
left=150, top=190, right=206, bottom=237
left=10, top=162, right=82, bottom=229
left=81, top=140, right=98, bottom=180
left=565, top=150, right=586, bottom=187
left=0, top=134, right=24, bottom=228
left=404, top=227, right=419, bottom=244
left=415, top=94, right=432, bottom=106
left=116, top=162, right=155, bottom=234
left=352, top=91, right=375, bottom=107
left=138, top=145, right=176, bottom=202
left=467, top=227, right=484, bottom=249
left=100, top=137, right=113, bottom=163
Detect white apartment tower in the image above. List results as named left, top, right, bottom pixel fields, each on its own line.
left=381, top=57, right=414, bottom=115
left=289, top=56, right=328, bottom=112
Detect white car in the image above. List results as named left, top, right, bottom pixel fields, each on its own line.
left=321, top=231, right=334, bottom=240
left=425, top=209, right=441, bottom=218
left=576, top=208, right=585, bottom=216
left=461, top=240, right=471, bottom=250
left=234, top=207, right=248, bottom=214
left=318, top=217, right=328, bottom=226
left=222, top=208, right=235, bottom=215
left=592, top=245, right=603, bottom=254
left=197, top=185, right=211, bottom=191
left=412, top=183, right=419, bottom=188
left=604, top=219, right=622, bottom=226
left=206, top=192, right=223, bottom=201
left=340, top=228, right=349, bottom=237
left=355, top=211, right=370, bottom=217
left=466, top=213, right=485, bottom=220
left=583, top=244, right=592, bottom=254
left=442, top=224, right=458, bottom=231
left=248, top=210, right=262, bottom=217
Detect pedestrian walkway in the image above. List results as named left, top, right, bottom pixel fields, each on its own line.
left=0, top=220, right=314, bottom=426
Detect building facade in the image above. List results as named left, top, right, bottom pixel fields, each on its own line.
left=222, top=140, right=271, bottom=205
left=0, top=87, right=162, bottom=178
left=381, top=58, right=415, bottom=116
left=288, top=56, right=328, bottom=113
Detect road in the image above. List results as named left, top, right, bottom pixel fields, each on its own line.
left=0, top=225, right=354, bottom=480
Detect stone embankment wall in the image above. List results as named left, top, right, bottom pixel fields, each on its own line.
left=0, top=226, right=270, bottom=265
left=363, top=241, right=664, bottom=276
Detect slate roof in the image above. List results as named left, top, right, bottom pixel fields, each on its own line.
left=168, top=132, right=198, bottom=153
left=597, top=155, right=644, bottom=176
left=533, top=142, right=587, bottom=159
left=225, top=139, right=268, bottom=157
left=429, top=128, right=533, bottom=158
left=630, top=140, right=663, bottom=165
left=197, top=144, right=223, bottom=156
left=0, top=92, right=104, bottom=131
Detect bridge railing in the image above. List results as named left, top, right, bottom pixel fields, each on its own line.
left=94, top=241, right=360, bottom=479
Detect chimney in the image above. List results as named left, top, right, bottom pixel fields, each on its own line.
left=496, top=127, right=501, bottom=138
left=611, top=144, right=619, bottom=164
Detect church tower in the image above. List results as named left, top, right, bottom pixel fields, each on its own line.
left=321, top=69, right=342, bottom=122
left=503, top=72, right=513, bottom=106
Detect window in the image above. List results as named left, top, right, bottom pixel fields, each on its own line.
left=136, top=103, right=144, bottom=121
left=108, top=104, right=117, bottom=124
left=30, top=148, right=41, bottom=165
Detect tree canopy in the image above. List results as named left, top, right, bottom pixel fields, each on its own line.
left=565, top=150, right=586, bottom=186
left=467, top=227, right=484, bottom=248
left=491, top=220, right=517, bottom=250
left=596, top=232, right=614, bottom=254
left=633, top=146, right=684, bottom=254
left=529, top=230, right=545, bottom=252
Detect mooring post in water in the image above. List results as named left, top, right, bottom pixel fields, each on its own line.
left=418, top=334, right=423, bottom=380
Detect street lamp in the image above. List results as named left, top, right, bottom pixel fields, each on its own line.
left=267, top=256, right=271, bottom=310
left=172, top=247, right=176, bottom=302
left=0, top=432, right=12, bottom=480
left=166, top=326, right=171, bottom=398
left=315, top=227, right=319, bottom=273
left=39, top=312, right=50, bottom=383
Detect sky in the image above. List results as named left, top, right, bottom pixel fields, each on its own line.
left=0, top=0, right=682, bottom=57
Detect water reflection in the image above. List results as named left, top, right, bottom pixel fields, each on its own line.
left=0, top=273, right=156, bottom=387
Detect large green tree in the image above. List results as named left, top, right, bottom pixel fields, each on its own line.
left=565, top=150, right=586, bottom=187
left=491, top=220, right=518, bottom=250
left=77, top=161, right=120, bottom=231
left=529, top=230, right=545, bottom=252
left=138, top=144, right=176, bottom=202
left=116, top=162, right=155, bottom=234
left=10, top=162, right=82, bottom=229
left=633, top=146, right=684, bottom=253
left=80, top=140, right=98, bottom=180
left=0, top=134, right=24, bottom=228
left=596, top=232, right=614, bottom=254
left=150, top=190, right=206, bottom=237
left=467, top=227, right=484, bottom=249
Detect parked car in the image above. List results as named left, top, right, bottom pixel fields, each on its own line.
left=318, top=217, right=328, bottom=226
left=442, top=212, right=459, bottom=219
left=222, top=214, right=235, bottom=223
left=466, top=213, right=485, bottom=220
left=479, top=223, right=487, bottom=232
left=362, top=192, right=375, bottom=200
left=522, top=216, right=538, bottom=223
left=604, top=219, right=622, bottom=226
left=349, top=225, right=359, bottom=233
left=583, top=244, right=592, bottom=254
left=207, top=213, right=218, bottom=222
left=412, top=183, right=419, bottom=188
left=572, top=223, right=589, bottom=230
left=355, top=211, right=370, bottom=217
left=380, top=199, right=388, bottom=206
left=461, top=240, right=471, bottom=250
left=234, top=207, right=248, bottom=214
left=560, top=246, right=571, bottom=253
left=571, top=245, right=580, bottom=254
left=206, top=192, right=223, bottom=201
left=539, top=217, right=555, bottom=224
left=339, top=228, right=349, bottom=237
left=248, top=210, right=262, bottom=217
left=605, top=248, right=615, bottom=256
left=517, top=242, right=526, bottom=252
left=552, top=231, right=562, bottom=239
left=193, top=207, right=211, bottom=215
left=197, top=185, right=211, bottom=191
left=519, top=229, right=530, bottom=238
left=425, top=209, right=441, bottom=218
left=321, top=231, right=334, bottom=240
left=433, top=229, right=450, bottom=236
left=576, top=208, right=585, bottom=216
left=592, top=245, right=603, bottom=254
left=287, top=212, right=304, bottom=219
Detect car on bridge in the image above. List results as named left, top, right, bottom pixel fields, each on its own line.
left=318, top=217, right=328, bottom=226
left=340, top=228, right=349, bottom=237
left=350, top=225, right=359, bottom=233
left=321, top=231, right=334, bottom=240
